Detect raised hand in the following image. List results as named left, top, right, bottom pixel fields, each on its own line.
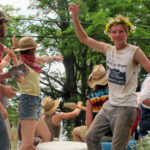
left=69, top=1, right=80, bottom=18
left=4, top=48, right=15, bottom=59
left=4, top=48, right=18, bottom=66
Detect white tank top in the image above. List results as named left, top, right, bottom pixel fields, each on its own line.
left=106, top=44, right=139, bottom=107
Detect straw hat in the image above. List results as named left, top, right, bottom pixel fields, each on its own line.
left=88, top=64, right=108, bottom=88
left=0, top=11, right=12, bottom=22
left=15, top=36, right=37, bottom=52
left=41, top=97, right=60, bottom=116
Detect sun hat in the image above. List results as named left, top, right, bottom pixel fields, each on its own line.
left=41, top=97, right=60, bottom=116
left=0, top=11, right=12, bottom=22
left=15, top=36, right=37, bottom=52
left=88, top=64, right=108, bottom=88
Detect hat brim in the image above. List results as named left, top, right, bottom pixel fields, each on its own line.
left=15, top=46, right=36, bottom=52
left=43, top=100, right=60, bottom=116
left=88, top=74, right=108, bottom=88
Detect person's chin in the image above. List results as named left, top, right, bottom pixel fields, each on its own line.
left=114, top=41, right=120, bottom=45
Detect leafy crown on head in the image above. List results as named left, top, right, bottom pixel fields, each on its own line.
left=104, top=15, right=136, bottom=37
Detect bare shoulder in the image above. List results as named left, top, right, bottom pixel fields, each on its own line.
left=134, top=48, right=150, bottom=73
left=52, top=113, right=62, bottom=125
left=134, top=48, right=147, bottom=63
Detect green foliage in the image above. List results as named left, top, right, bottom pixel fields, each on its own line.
left=136, top=132, right=150, bottom=150
left=62, top=119, right=75, bottom=140
left=7, top=104, right=19, bottom=126
left=27, top=0, right=150, bottom=137
left=2, top=0, right=150, bottom=139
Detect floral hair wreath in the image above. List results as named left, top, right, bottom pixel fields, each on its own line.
left=104, top=15, right=136, bottom=36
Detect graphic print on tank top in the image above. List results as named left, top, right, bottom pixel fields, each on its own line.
left=107, top=59, right=127, bottom=85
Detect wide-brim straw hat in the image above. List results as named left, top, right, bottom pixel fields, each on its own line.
left=88, top=64, right=108, bottom=88
left=0, top=11, right=12, bottom=22
left=15, top=36, right=37, bottom=52
left=41, top=97, right=60, bottom=116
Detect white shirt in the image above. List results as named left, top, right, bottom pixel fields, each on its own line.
left=106, top=44, right=139, bottom=107
left=139, top=75, right=150, bottom=109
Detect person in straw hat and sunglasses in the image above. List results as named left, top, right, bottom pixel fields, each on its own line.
left=7, top=36, right=64, bottom=150
left=66, top=64, right=110, bottom=142
left=41, top=97, right=83, bottom=141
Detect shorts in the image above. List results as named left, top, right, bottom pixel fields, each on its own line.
left=18, top=94, right=41, bottom=120
left=0, top=112, right=10, bottom=149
